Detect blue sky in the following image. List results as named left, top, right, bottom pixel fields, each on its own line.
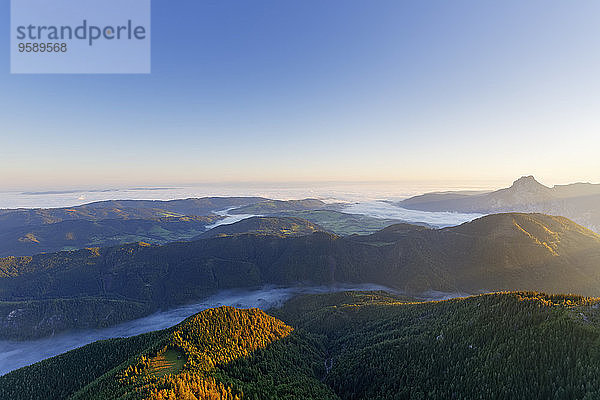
left=1, top=0, right=599, bottom=189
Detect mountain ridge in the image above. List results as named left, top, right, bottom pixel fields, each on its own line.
left=197, top=216, right=327, bottom=239
left=400, top=176, right=600, bottom=232
left=0, top=216, right=222, bottom=257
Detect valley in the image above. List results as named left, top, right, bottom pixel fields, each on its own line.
left=0, top=284, right=396, bottom=376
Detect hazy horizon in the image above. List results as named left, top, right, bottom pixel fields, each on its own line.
left=2, top=175, right=597, bottom=210
left=0, top=180, right=491, bottom=209
left=4, top=175, right=599, bottom=194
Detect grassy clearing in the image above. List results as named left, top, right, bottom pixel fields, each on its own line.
left=148, top=349, right=185, bottom=378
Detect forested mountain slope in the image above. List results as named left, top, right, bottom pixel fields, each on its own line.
left=4, top=291, right=600, bottom=399
left=276, top=291, right=600, bottom=400
left=0, top=306, right=336, bottom=400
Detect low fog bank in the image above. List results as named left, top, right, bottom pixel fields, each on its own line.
left=204, top=208, right=258, bottom=230
left=207, top=201, right=485, bottom=233
left=344, top=201, right=484, bottom=227
left=0, top=284, right=407, bottom=376
left=0, top=182, right=492, bottom=209
left=418, top=290, right=472, bottom=301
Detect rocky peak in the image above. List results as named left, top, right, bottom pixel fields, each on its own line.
left=510, top=176, right=546, bottom=190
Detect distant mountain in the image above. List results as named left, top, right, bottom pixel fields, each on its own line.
left=5, top=291, right=600, bottom=399
left=0, top=216, right=221, bottom=257
left=0, top=197, right=267, bottom=230
left=198, top=216, right=326, bottom=239
left=260, top=210, right=426, bottom=236
left=1, top=213, right=599, bottom=339
left=400, top=176, right=600, bottom=232
left=0, top=197, right=268, bottom=256
left=0, top=201, right=410, bottom=256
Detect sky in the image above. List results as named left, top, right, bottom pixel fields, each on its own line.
left=1, top=0, right=599, bottom=190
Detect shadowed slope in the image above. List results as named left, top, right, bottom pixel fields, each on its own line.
left=276, top=291, right=600, bottom=400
